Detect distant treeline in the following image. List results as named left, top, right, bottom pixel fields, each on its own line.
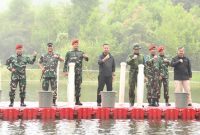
left=0, top=0, right=200, bottom=70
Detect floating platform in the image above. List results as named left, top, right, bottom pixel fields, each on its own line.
left=0, top=102, right=200, bottom=121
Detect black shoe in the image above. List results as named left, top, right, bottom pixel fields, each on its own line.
left=9, top=103, right=13, bottom=107
left=97, top=103, right=101, bottom=106
left=52, top=103, right=57, bottom=107
left=130, top=103, right=134, bottom=107
left=188, top=103, right=192, bottom=106
left=20, top=103, right=26, bottom=107
left=166, top=103, right=171, bottom=106
left=75, top=102, right=83, bottom=105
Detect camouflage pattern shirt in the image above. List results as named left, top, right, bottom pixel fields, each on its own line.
left=63, top=49, right=88, bottom=75
left=39, top=53, right=61, bottom=78
left=126, top=54, right=145, bottom=73
left=158, top=55, right=171, bottom=79
left=6, top=54, right=36, bottom=79
left=144, top=54, right=161, bottom=78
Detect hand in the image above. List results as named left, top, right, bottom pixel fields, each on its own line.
left=159, top=76, right=162, bottom=80
left=64, top=72, right=68, bottom=76
left=11, top=68, right=16, bottom=72
left=83, top=54, right=88, bottom=58
left=41, top=67, right=45, bottom=73
left=103, top=54, right=110, bottom=61
left=179, top=59, right=183, bottom=63
left=144, top=77, right=148, bottom=83
left=164, top=58, right=168, bottom=63
left=133, top=55, right=138, bottom=59
left=54, top=54, right=59, bottom=58
left=154, top=55, right=158, bottom=60
left=33, top=51, right=37, bottom=56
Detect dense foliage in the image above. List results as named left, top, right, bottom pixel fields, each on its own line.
left=0, top=0, right=200, bottom=69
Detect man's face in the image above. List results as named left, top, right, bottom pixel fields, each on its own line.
left=133, top=49, right=139, bottom=54
left=16, top=48, right=23, bottom=55
left=150, top=48, right=156, bottom=55
left=159, top=50, right=165, bottom=56
left=48, top=46, right=53, bottom=53
left=103, top=45, right=110, bottom=54
left=178, top=48, right=184, bottom=57
left=72, top=43, right=79, bottom=49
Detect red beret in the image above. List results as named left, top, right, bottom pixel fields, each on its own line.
left=71, top=39, right=79, bottom=45
left=158, top=46, right=164, bottom=52
left=149, top=44, right=156, bottom=51
left=16, top=44, right=23, bottom=50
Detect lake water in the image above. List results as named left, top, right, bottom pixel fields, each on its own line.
left=0, top=119, right=200, bottom=135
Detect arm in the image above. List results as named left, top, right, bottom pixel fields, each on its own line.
left=38, top=55, right=45, bottom=71
left=188, top=58, right=192, bottom=78
left=98, top=55, right=104, bottom=65
left=54, top=54, right=64, bottom=62
left=63, top=52, right=69, bottom=72
left=171, top=57, right=180, bottom=67
left=83, top=53, right=89, bottom=61
left=5, top=56, right=13, bottom=72
left=27, top=51, right=37, bottom=64
left=112, top=57, right=116, bottom=74
left=126, top=55, right=134, bottom=65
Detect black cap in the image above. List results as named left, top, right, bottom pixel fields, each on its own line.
left=47, top=43, right=53, bottom=47
left=133, top=44, right=141, bottom=50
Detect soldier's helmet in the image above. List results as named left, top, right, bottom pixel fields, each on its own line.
left=133, top=43, right=141, bottom=50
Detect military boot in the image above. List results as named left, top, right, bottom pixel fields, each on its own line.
left=9, top=99, right=14, bottom=107
left=53, top=99, right=57, bottom=106
left=75, top=97, right=82, bottom=105
left=151, top=99, right=157, bottom=107
left=165, top=99, right=171, bottom=106
left=156, top=99, right=159, bottom=107
left=20, top=98, right=26, bottom=107
left=148, top=99, right=152, bottom=106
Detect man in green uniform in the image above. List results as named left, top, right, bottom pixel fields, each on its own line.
left=63, top=39, right=89, bottom=105
left=157, top=46, right=171, bottom=106
left=126, top=44, right=144, bottom=106
left=38, top=43, right=64, bottom=106
left=145, top=45, right=161, bottom=106
left=6, top=44, right=37, bottom=107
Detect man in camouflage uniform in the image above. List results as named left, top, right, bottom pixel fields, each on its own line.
left=157, top=46, right=171, bottom=106
left=63, top=39, right=89, bottom=105
left=126, top=44, right=144, bottom=106
left=6, top=44, right=37, bottom=107
left=145, top=45, right=161, bottom=106
left=38, top=43, right=64, bottom=106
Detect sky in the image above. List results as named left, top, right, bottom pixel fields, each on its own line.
left=0, top=0, right=113, bottom=12
left=0, top=0, right=7, bottom=11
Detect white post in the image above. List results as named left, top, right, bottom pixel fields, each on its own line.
left=56, top=61, right=60, bottom=101
left=137, top=64, right=144, bottom=106
left=119, top=62, right=126, bottom=104
left=0, top=60, right=1, bottom=90
left=67, top=63, right=75, bottom=104
left=0, top=60, right=2, bottom=101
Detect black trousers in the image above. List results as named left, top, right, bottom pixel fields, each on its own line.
left=97, top=75, right=113, bottom=103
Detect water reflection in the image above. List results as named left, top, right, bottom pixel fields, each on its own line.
left=0, top=119, right=200, bottom=135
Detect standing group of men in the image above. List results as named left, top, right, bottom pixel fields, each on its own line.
left=5, top=41, right=192, bottom=107
left=6, top=39, right=89, bottom=107
left=127, top=44, right=192, bottom=107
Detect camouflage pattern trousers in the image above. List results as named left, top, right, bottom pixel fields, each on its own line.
left=146, top=76, right=160, bottom=103
left=9, top=78, right=26, bottom=100
left=75, top=73, right=82, bottom=98
left=129, top=72, right=137, bottom=104
left=42, top=77, right=57, bottom=100
left=159, top=78, right=169, bottom=101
